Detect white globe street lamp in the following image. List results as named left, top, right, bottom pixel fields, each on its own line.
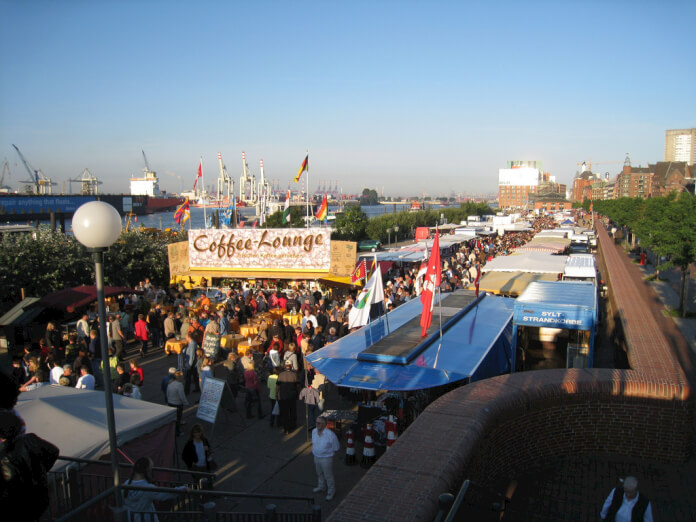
left=72, top=201, right=125, bottom=518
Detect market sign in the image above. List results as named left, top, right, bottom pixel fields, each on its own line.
left=188, top=228, right=331, bottom=271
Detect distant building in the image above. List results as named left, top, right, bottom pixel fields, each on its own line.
left=614, top=156, right=653, bottom=199
left=665, top=129, right=696, bottom=165
left=649, top=161, right=694, bottom=197
left=498, top=161, right=543, bottom=210
left=571, top=171, right=600, bottom=203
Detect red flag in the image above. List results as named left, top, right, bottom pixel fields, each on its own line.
left=193, top=160, right=202, bottom=191
left=351, top=260, right=367, bottom=284
left=474, top=263, right=481, bottom=298
left=420, top=230, right=441, bottom=337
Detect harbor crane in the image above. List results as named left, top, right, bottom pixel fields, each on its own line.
left=142, top=150, right=156, bottom=176
left=216, top=152, right=234, bottom=201
left=12, top=144, right=55, bottom=195
left=576, top=160, right=623, bottom=173
left=67, top=168, right=102, bottom=195
left=0, top=159, right=12, bottom=192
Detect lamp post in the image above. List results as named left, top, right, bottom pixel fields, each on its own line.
left=72, top=201, right=124, bottom=520
left=386, top=227, right=392, bottom=247
left=394, top=225, right=399, bottom=244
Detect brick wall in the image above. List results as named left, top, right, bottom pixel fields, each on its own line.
left=329, top=222, right=694, bottom=522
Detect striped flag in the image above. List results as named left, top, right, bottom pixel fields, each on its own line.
left=282, top=190, right=291, bottom=224
left=174, top=198, right=190, bottom=225
left=348, top=268, right=385, bottom=329
left=315, top=194, right=328, bottom=221
left=294, top=154, right=308, bottom=183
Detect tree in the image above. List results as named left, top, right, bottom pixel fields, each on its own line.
left=333, top=204, right=368, bottom=240
left=263, top=206, right=306, bottom=228
left=596, top=194, right=696, bottom=316
left=359, top=188, right=380, bottom=206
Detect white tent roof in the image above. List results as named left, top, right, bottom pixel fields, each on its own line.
left=16, top=385, right=175, bottom=471
left=482, top=251, right=568, bottom=274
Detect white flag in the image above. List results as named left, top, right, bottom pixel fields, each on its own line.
left=348, top=268, right=385, bottom=329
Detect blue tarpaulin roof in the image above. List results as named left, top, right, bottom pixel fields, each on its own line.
left=306, top=291, right=514, bottom=391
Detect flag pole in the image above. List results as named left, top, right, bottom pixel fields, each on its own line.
left=305, top=150, right=309, bottom=228
left=436, top=225, right=443, bottom=340
left=201, top=156, right=208, bottom=230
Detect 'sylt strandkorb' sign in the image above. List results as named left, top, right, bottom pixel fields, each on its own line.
left=188, top=228, right=331, bottom=270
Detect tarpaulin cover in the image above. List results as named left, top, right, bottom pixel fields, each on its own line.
left=16, top=385, right=176, bottom=471
left=482, top=251, right=568, bottom=274
left=37, top=285, right=139, bottom=313
left=306, top=291, right=514, bottom=391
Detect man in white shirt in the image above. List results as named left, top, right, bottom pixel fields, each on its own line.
left=75, top=366, right=95, bottom=390
left=311, top=416, right=340, bottom=501
left=76, top=314, right=90, bottom=342
left=600, top=476, right=653, bottom=522
left=49, top=360, right=64, bottom=385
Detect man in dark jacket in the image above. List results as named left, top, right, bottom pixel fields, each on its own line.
left=276, top=361, right=300, bottom=434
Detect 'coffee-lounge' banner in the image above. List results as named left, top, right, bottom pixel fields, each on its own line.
left=188, top=228, right=331, bottom=271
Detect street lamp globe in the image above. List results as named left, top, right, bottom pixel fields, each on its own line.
left=72, top=201, right=122, bottom=249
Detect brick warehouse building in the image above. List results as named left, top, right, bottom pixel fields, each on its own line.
left=329, top=223, right=694, bottom=521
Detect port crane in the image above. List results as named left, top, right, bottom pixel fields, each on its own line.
left=0, top=159, right=12, bottom=192
left=216, top=152, right=234, bottom=201
left=67, top=168, right=102, bottom=195
left=12, top=144, right=55, bottom=195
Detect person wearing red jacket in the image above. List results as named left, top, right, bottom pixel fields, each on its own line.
left=134, top=314, right=149, bottom=357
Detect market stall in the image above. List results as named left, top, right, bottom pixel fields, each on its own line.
left=511, top=281, right=598, bottom=370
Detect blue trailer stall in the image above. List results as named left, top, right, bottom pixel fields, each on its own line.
left=512, top=281, right=598, bottom=370
left=306, top=290, right=514, bottom=392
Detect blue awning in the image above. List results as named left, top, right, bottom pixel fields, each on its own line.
left=306, top=291, right=514, bottom=391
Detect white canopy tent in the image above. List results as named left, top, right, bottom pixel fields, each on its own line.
left=16, top=385, right=176, bottom=471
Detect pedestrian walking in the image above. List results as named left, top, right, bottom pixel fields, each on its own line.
left=311, top=415, right=340, bottom=501
left=600, top=476, right=653, bottom=522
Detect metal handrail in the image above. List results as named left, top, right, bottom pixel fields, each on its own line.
left=55, top=455, right=216, bottom=479
left=56, top=483, right=319, bottom=522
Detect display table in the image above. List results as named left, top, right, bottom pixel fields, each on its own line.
left=237, top=340, right=263, bottom=355
left=283, top=313, right=302, bottom=326
left=239, top=325, right=259, bottom=337
left=269, top=308, right=285, bottom=320
left=320, top=409, right=359, bottom=439
left=164, top=339, right=187, bottom=355
left=220, top=334, right=245, bottom=350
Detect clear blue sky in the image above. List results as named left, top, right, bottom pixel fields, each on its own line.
left=1, top=0, right=694, bottom=197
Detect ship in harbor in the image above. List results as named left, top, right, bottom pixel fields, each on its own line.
left=129, top=151, right=184, bottom=213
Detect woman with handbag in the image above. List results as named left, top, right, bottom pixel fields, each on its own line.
left=181, top=424, right=216, bottom=485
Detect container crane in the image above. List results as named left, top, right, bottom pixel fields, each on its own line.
left=67, top=168, right=102, bottom=195
left=0, top=159, right=12, bottom=192
left=12, top=144, right=55, bottom=195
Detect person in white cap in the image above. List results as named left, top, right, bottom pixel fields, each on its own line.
left=311, top=415, right=340, bottom=501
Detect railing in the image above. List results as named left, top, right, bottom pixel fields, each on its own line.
left=49, top=456, right=320, bottom=522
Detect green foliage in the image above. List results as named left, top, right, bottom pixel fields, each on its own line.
left=333, top=204, right=369, bottom=240
left=0, top=227, right=180, bottom=315
left=596, top=194, right=696, bottom=315
left=359, top=188, right=380, bottom=206
left=263, top=206, right=306, bottom=228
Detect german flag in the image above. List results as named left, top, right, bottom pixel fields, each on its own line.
left=294, top=154, right=308, bottom=183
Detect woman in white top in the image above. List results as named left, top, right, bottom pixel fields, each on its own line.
left=123, top=457, right=189, bottom=522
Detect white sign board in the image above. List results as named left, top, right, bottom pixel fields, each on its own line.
left=196, top=377, right=225, bottom=424
left=188, top=228, right=331, bottom=270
